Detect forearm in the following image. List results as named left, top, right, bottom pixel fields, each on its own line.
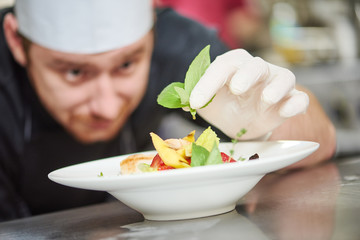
left=269, top=85, right=337, bottom=169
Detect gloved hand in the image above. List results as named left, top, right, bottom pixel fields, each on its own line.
left=189, top=49, right=309, bottom=140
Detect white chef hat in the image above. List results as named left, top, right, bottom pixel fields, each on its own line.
left=14, top=0, right=154, bottom=54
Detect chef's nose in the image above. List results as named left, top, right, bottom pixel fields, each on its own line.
left=89, top=75, right=120, bottom=120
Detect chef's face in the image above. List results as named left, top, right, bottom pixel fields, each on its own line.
left=26, top=31, right=154, bottom=143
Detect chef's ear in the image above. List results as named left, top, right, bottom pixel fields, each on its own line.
left=3, top=13, right=27, bottom=66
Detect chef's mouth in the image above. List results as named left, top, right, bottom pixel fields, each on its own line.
left=88, top=120, right=114, bottom=130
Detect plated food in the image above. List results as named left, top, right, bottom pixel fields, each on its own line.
left=48, top=140, right=319, bottom=220
left=120, top=127, right=259, bottom=175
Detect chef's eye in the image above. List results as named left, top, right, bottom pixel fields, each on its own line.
left=121, top=61, right=132, bottom=69
left=117, top=60, right=135, bottom=75
left=65, top=68, right=84, bottom=82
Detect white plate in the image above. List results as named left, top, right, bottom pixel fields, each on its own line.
left=48, top=141, right=319, bottom=220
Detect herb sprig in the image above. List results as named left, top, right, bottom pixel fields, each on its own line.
left=157, top=45, right=213, bottom=119
left=230, top=128, right=247, bottom=160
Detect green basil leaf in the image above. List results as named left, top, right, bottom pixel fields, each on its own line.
left=205, top=142, right=223, bottom=165
left=190, top=143, right=209, bottom=167
left=174, top=86, right=189, bottom=105
left=184, top=45, right=211, bottom=95
left=156, top=45, right=213, bottom=120
left=157, top=82, right=185, bottom=108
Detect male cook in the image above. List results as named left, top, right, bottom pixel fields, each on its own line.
left=0, top=0, right=335, bottom=221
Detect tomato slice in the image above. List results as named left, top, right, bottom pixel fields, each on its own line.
left=157, top=165, right=175, bottom=171
left=150, top=154, right=165, bottom=169
left=221, top=152, right=236, bottom=163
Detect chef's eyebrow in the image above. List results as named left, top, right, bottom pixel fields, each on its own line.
left=47, top=45, right=147, bottom=69
left=47, top=59, right=88, bottom=68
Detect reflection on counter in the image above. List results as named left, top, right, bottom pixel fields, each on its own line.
left=117, top=210, right=268, bottom=240
left=241, top=162, right=340, bottom=240
left=332, top=157, right=360, bottom=240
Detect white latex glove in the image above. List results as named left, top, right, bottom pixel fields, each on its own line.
left=189, top=49, right=309, bottom=140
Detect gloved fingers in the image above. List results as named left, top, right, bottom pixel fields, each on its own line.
left=229, top=57, right=269, bottom=95
left=262, top=66, right=296, bottom=105
left=279, top=89, right=309, bottom=118
left=190, top=49, right=253, bottom=109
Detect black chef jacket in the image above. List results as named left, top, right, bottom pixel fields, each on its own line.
left=0, top=7, right=228, bottom=221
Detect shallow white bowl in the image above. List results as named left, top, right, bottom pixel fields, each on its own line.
left=48, top=141, right=319, bottom=220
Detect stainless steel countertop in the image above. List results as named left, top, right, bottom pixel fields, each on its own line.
left=0, top=156, right=359, bottom=240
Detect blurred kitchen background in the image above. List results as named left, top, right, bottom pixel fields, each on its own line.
left=261, top=0, right=360, bottom=157
left=1, top=0, right=360, bottom=156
